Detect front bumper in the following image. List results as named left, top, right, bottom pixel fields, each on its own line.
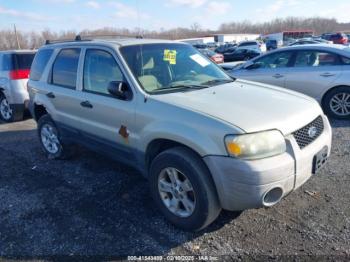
left=203, top=115, right=332, bottom=211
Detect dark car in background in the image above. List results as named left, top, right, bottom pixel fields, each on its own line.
left=223, top=48, right=261, bottom=62
left=322, top=33, right=348, bottom=45
left=198, top=48, right=224, bottom=64
left=215, top=43, right=237, bottom=54
left=288, top=39, right=321, bottom=46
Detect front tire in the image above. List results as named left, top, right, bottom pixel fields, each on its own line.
left=323, top=86, right=350, bottom=119
left=149, top=147, right=221, bottom=231
left=37, top=115, right=71, bottom=159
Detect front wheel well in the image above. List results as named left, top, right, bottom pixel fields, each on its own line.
left=33, top=104, right=48, bottom=121
left=145, top=139, right=202, bottom=170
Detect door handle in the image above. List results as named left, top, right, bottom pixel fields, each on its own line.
left=273, top=74, right=284, bottom=79
left=80, top=100, right=93, bottom=108
left=320, top=73, right=335, bottom=77
left=46, top=92, right=55, bottom=99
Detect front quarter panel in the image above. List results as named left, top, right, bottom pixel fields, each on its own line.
left=134, top=96, right=244, bottom=158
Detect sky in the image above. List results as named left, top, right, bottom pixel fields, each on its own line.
left=0, top=0, right=349, bottom=32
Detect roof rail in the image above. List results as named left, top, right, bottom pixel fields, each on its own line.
left=45, top=34, right=144, bottom=45
left=77, top=34, right=144, bottom=40
left=45, top=35, right=89, bottom=45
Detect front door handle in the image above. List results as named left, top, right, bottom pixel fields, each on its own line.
left=320, top=72, right=335, bottom=77
left=46, top=92, right=55, bottom=99
left=273, top=74, right=284, bottom=79
left=80, top=100, right=93, bottom=109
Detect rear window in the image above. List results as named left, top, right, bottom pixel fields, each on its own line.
left=1, top=53, right=35, bottom=71
left=30, top=49, right=54, bottom=81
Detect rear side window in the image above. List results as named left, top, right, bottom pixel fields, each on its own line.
left=30, top=49, right=53, bottom=81
left=294, top=51, right=340, bottom=67
left=52, top=48, right=80, bottom=89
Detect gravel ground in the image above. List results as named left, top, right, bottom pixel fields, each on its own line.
left=0, top=118, right=349, bottom=261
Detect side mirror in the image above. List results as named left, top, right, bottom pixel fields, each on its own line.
left=108, top=81, right=132, bottom=100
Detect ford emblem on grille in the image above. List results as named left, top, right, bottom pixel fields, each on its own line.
left=308, top=126, right=318, bottom=138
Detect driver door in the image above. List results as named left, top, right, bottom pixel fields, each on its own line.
left=234, top=51, right=295, bottom=88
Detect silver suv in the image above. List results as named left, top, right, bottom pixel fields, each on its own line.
left=28, top=37, right=332, bottom=231
left=0, top=50, right=36, bottom=122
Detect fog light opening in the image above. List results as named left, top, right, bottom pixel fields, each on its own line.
left=263, top=187, right=283, bottom=207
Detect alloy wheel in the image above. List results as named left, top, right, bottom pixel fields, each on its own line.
left=158, top=167, right=196, bottom=218
left=0, top=97, right=12, bottom=120
left=330, top=92, right=350, bottom=117
left=40, top=123, right=60, bottom=154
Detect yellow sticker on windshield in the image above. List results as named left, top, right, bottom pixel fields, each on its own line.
left=163, top=49, right=177, bottom=64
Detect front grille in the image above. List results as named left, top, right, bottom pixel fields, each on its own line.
left=293, top=116, right=324, bottom=149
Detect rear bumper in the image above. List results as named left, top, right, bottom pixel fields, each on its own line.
left=203, top=115, right=332, bottom=211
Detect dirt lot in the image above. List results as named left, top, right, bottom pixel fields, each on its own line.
left=0, top=118, right=349, bottom=261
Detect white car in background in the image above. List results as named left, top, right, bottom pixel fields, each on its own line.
left=0, top=50, right=36, bottom=122
left=227, top=44, right=350, bottom=119
left=237, top=40, right=267, bottom=53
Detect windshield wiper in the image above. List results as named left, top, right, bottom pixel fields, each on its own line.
left=201, top=78, right=235, bottom=86
left=158, top=84, right=210, bottom=91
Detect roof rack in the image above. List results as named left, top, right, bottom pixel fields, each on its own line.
left=45, top=35, right=89, bottom=45
left=45, top=34, right=143, bottom=45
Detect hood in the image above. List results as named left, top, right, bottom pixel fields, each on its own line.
left=153, top=79, right=323, bottom=135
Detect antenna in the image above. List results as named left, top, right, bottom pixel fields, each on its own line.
left=13, top=24, right=21, bottom=49
left=136, top=0, right=142, bottom=37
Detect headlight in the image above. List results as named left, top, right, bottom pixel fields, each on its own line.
left=225, top=130, right=286, bottom=160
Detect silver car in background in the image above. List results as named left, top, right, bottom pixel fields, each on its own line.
left=228, top=45, right=350, bottom=119
left=0, top=50, right=36, bottom=122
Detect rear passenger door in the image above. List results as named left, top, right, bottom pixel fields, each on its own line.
left=73, top=48, right=136, bottom=160
left=46, top=48, right=84, bottom=129
left=284, top=50, right=343, bottom=100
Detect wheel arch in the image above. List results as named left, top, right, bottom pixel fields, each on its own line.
left=145, top=138, right=204, bottom=171
left=33, top=103, right=48, bottom=121
left=321, top=85, right=350, bottom=108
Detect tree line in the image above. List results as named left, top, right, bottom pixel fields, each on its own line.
left=1, top=17, right=350, bottom=50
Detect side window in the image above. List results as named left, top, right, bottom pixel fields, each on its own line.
left=294, top=51, right=339, bottom=67
left=255, top=52, right=293, bottom=69
left=52, top=48, right=80, bottom=89
left=2, top=54, right=12, bottom=71
left=30, top=49, right=54, bottom=81
left=83, top=49, right=123, bottom=95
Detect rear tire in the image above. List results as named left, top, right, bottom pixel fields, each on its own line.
left=149, top=147, right=221, bottom=231
left=37, top=114, right=72, bottom=159
left=322, top=86, right=350, bottom=119
left=0, top=95, right=13, bottom=122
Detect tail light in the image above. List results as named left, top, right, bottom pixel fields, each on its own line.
left=9, top=69, right=30, bottom=80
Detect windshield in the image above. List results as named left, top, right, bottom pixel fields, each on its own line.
left=120, top=43, right=232, bottom=93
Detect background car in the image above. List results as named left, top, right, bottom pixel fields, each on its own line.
left=266, top=39, right=278, bottom=51
left=223, top=48, right=261, bottom=62
left=198, top=48, right=224, bottom=64
left=215, top=43, right=237, bottom=54
left=237, top=40, right=267, bottom=53
left=288, top=39, right=322, bottom=46
left=322, top=33, right=348, bottom=45
left=0, top=50, right=36, bottom=122
left=227, top=44, right=350, bottom=119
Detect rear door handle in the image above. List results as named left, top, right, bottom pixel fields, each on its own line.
left=80, top=100, right=93, bottom=108
left=320, top=72, right=335, bottom=77
left=273, top=74, right=284, bottom=79
left=46, top=92, right=55, bottom=99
